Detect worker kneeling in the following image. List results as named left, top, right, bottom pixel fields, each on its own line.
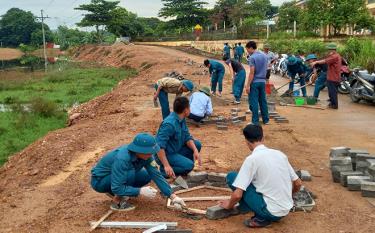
left=156, top=96, right=202, bottom=178
left=219, top=125, right=302, bottom=228
left=90, top=133, right=186, bottom=211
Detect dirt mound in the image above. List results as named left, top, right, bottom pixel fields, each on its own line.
left=0, top=48, right=24, bottom=60
left=0, top=43, right=374, bottom=232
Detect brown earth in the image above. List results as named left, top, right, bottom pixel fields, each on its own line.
left=0, top=44, right=375, bottom=233
left=0, top=48, right=24, bottom=60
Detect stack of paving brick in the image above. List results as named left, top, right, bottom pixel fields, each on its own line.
left=230, top=108, right=246, bottom=125
left=185, top=171, right=228, bottom=188
left=329, top=147, right=375, bottom=198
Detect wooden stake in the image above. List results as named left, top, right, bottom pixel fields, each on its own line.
left=90, top=209, right=113, bottom=231
left=175, top=185, right=206, bottom=194
left=182, top=196, right=230, bottom=202
left=205, top=186, right=232, bottom=192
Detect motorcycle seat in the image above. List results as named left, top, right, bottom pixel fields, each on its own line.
left=359, top=73, right=375, bottom=83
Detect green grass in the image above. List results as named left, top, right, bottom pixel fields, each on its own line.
left=0, top=64, right=137, bottom=165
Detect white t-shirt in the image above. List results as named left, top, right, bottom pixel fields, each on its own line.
left=189, top=92, right=213, bottom=117
left=232, top=144, right=299, bottom=217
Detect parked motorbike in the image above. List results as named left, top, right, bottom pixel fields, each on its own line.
left=278, top=54, right=288, bottom=77
left=338, top=58, right=352, bottom=94
left=349, top=69, right=375, bottom=103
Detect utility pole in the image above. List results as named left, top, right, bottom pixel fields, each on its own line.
left=36, top=10, right=50, bottom=73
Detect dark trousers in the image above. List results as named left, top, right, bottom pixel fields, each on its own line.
left=327, top=80, right=339, bottom=108
left=155, top=84, right=170, bottom=119
left=248, top=82, right=269, bottom=125
left=226, top=172, right=282, bottom=222
left=188, top=113, right=205, bottom=122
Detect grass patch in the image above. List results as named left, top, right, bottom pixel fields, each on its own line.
left=0, top=64, right=137, bottom=165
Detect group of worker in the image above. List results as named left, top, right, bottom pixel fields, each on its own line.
left=89, top=40, right=305, bottom=228
left=285, top=43, right=342, bottom=109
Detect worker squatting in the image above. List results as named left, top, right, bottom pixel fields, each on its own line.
left=90, top=40, right=341, bottom=228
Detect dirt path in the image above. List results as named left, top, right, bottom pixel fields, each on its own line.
left=0, top=44, right=374, bottom=233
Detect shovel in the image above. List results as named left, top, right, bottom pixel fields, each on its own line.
left=175, top=176, right=189, bottom=189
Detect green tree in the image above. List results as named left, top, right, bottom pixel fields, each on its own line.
left=159, top=0, right=208, bottom=30
left=30, top=23, right=54, bottom=46
left=75, top=0, right=120, bottom=42
left=277, top=1, right=303, bottom=31
left=53, top=26, right=95, bottom=50
left=300, top=0, right=328, bottom=33
left=107, top=8, right=144, bottom=38
left=0, top=8, right=39, bottom=47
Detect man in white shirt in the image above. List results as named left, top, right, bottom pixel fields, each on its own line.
left=219, top=124, right=302, bottom=228
left=188, top=86, right=213, bottom=122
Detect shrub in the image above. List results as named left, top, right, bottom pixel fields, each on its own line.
left=29, top=97, right=60, bottom=118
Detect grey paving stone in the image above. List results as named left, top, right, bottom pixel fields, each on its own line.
left=232, top=120, right=242, bottom=124
left=332, top=171, right=341, bottom=183
left=349, top=149, right=369, bottom=162
left=206, top=205, right=240, bottom=220
left=361, top=181, right=375, bottom=197
left=330, top=147, right=350, bottom=158
left=207, top=172, right=227, bottom=183
left=217, top=125, right=228, bottom=131
left=170, top=184, right=183, bottom=192
left=356, top=154, right=375, bottom=162
left=237, top=115, right=246, bottom=121
left=330, top=157, right=352, bottom=166
left=331, top=164, right=353, bottom=172
left=347, top=176, right=371, bottom=191
left=187, top=171, right=208, bottom=183
left=231, top=108, right=240, bottom=113
left=296, top=170, right=312, bottom=181
left=339, top=171, right=364, bottom=187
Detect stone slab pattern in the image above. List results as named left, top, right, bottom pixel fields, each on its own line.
left=347, top=176, right=371, bottom=191
left=206, top=205, right=239, bottom=220
left=339, top=171, right=364, bottom=187
left=361, top=181, right=375, bottom=197
left=185, top=172, right=227, bottom=188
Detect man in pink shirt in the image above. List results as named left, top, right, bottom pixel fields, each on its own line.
left=311, top=43, right=342, bottom=109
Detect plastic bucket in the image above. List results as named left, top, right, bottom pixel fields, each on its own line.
left=294, top=97, right=305, bottom=106
left=306, top=96, right=317, bottom=105
left=265, top=83, right=273, bottom=95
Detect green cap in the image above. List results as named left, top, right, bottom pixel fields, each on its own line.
left=128, top=133, right=160, bottom=154
left=326, top=43, right=337, bottom=50
left=199, top=86, right=211, bottom=96
left=182, top=80, right=194, bottom=91
left=287, top=56, right=297, bottom=65
left=305, top=54, right=317, bottom=61
left=264, top=43, right=271, bottom=49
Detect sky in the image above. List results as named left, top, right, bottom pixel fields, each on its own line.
left=0, top=0, right=287, bottom=30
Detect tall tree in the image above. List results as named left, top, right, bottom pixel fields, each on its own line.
left=159, top=0, right=208, bottom=30
left=75, top=0, right=119, bottom=42
left=300, top=0, right=328, bottom=33
left=0, top=8, right=39, bottom=47
left=107, top=8, right=144, bottom=38
left=276, top=1, right=303, bottom=30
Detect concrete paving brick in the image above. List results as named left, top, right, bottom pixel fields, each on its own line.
left=231, top=108, right=240, bottom=113
left=237, top=115, right=246, bottom=121
left=232, top=120, right=242, bottom=124
left=330, top=157, right=352, bottom=166
left=231, top=116, right=239, bottom=121
left=349, top=149, right=369, bottom=162
left=339, top=171, right=364, bottom=187
left=356, top=154, right=375, bottom=162
left=217, top=125, right=228, bottom=131
left=347, top=176, right=371, bottom=191
left=332, top=171, right=341, bottom=183
left=330, top=147, right=350, bottom=158
left=296, top=170, right=312, bottom=181
left=246, top=110, right=251, bottom=115
left=208, top=172, right=227, bottom=183
left=361, top=181, right=375, bottom=197
left=187, top=171, right=208, bottom=183
left=206, top=205, right=239, bottom=220
left=330, top=164, right=353, bottom=172
left=275, top=119, right=289, bottom=123
left=170, top=184, right=183, bottom=192
left=367, top=165, right=375, bottom=178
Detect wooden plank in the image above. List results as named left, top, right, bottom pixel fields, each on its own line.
left=156, top=230, right=192, bottom=233
left=174, top=185, right=205, bottom=194
left=181, top=196, right=230, bottom=202
left=89, top=221, right=178, bottom=229
left=143, top=224, right=167, bottom=233
left=90, top=209, right=113, bottom=232
left=167, top=201, right=206, bottom=215
left=205, top=186, right=232, bottom=192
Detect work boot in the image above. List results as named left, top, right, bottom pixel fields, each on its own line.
left=110, top=200, right=135, bottom=212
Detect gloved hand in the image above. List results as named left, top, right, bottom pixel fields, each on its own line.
left=171, top=195, right=186, bottom=209
left=140, top=186, right=158, bottom=198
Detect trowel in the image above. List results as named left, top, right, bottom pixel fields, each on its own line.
left=174, top=176, right=189, bottom=189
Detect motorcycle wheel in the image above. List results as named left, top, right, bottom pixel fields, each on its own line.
left=338, top=81, right=350, bottom=94
left=350, top=82, right=362, bottom=103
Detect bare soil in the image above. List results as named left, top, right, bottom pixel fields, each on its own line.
left=0, top=44, right=375, bottom=233
left=0, top=48, right=24, bottom=60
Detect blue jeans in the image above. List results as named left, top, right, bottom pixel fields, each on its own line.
left=313, top=72, right=327, bottom=98
left=91, top=168, right=151, bottom=195
left=157, top=140, right=202, bottom=177
left=211, top=71, right=225, bottom=93
left=237, top=54, right=243, bottom=63
left=233, top=70, right=246, bottom=101
left=288, top=73, right=307, bottom=97
left=226, top=172, right=282, bottom=222
left=248, top=82, right=269, bottom=125
left=155, top=84, right=170, bottom=119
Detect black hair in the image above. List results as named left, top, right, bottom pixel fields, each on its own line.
left=243, top=124, right=263, bottom=143
left=238, top=42, right=241, bottom=45
left=245, top=41, right=257, bottom=50
left=173, top=96, right=190, bottom=114
left=204, top=59, right=210, bottom=67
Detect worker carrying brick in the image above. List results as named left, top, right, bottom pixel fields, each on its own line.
left=219, top=124, right=302, bottom=228
left=90, top=133, right=186, bottom=211
left=223, top=55, right=246, bottom=104
left=204, top=59, right=226, bottom=97
left=154, top=77, right=194, bottom=119
left=155, top=97, right=202, bottom=178
left=188, top=86, right=213, bottom=123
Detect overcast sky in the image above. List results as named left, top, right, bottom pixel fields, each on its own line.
left=1, top=0, right=287, bottom=29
